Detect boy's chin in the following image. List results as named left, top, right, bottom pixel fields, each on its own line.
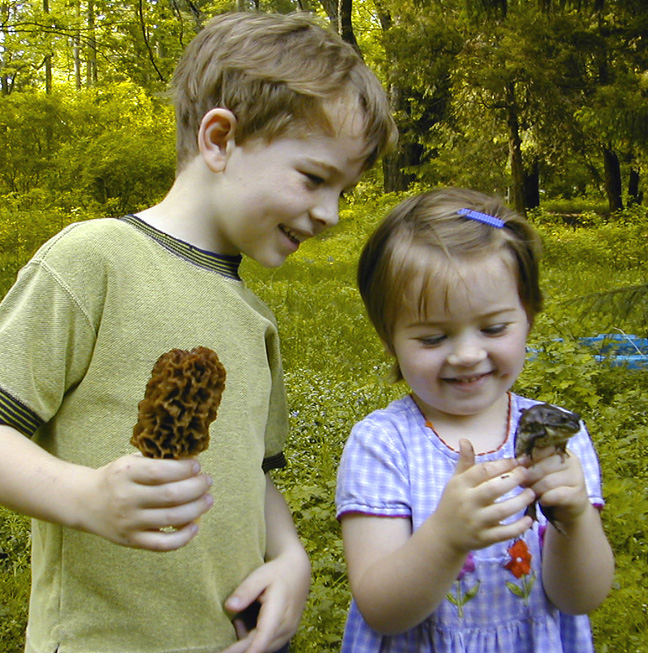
left=251, top=254, right=290, bottom=269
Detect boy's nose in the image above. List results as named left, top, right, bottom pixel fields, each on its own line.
left=447, top=338, right=487, bottom=367
left=310, top=195, right=340, bottom=230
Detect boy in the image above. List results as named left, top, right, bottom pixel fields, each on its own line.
left=0, top=11, right=396, bottom=653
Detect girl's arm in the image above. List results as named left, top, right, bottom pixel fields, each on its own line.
left=341, top=442, right=534, bottom=635
left=0, top=424, right=214, bottom=551
left=223, top=475, right=311, bottom=653
left=542, top=504, right=614, bottom=614
left=528, top=448, right=614, bottom=613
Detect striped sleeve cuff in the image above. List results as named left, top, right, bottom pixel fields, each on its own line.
left=262, top=452, right=287, bottom=473
left=0, top=387, right=44, bottom=437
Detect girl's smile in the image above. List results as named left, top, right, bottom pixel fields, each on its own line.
left=392, top=253, right=530, bottom=428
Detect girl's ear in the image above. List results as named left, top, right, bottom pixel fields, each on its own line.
left=198, top=108, right=238, bottom=173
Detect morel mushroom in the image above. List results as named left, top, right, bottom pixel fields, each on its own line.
left=131, top=347, right=226, bottom=459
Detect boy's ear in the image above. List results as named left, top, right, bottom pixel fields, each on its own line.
left=198, top=108, right=238, bottom=173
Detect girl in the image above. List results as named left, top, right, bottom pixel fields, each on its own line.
left=336, top=188, right=614, bottom=652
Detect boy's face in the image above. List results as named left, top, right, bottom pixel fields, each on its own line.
left=391, top=254, right=530, bottom=423
left=207, top=101, right=371, bottom=267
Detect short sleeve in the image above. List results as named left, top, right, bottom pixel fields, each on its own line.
left=336, top=413, right=412, bottom=519
left=0, top=254, right=96, bottom=435
left=568, top=421, right=604, bottom=508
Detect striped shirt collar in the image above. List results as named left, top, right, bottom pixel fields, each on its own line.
left=120, top=214, right=242, bottom=280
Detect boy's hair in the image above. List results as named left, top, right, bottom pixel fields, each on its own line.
left=172, top=11, right=397, bottom=172
left=358, top=188, right=543, bottom=380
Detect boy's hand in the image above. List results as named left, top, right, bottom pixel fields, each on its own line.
left=222, top=544, right=310, bottom=653
left=80, top=453, right=213, bottom=551
left=522, top=446, right=590, bottom=528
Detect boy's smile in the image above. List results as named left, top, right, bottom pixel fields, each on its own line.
left=392, top=254, right=530, bottom=424
left=206, top=102, right=371, bottom=267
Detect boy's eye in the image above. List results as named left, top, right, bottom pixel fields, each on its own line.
left=303, top=172, right=325, bottom=186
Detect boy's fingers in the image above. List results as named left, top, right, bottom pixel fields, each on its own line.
left=141, top=492, right=214, bottom=530
left=138, top=474, right=213, bottom=508
left=131, top=521, right=200, bottom=552
left=122, top=454, right=202, bottom=485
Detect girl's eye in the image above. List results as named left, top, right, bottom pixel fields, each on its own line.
left=483, top=324, right=507, bottom=336
left=419, top=335, right=445, bottom=347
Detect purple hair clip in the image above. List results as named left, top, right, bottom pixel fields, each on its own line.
left=457, top=208, right=505, bottom=229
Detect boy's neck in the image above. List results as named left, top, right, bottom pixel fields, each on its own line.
left=136, top=157, right=223, bottom=254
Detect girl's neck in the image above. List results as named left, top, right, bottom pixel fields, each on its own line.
left=416, top=393, right=512, bottom=455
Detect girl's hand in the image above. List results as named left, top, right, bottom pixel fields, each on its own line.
left=435, top=439, right=535, bottom=553
left=79, top=453, right=214, bottom=551
left=522, top=446, right=589, bottom=527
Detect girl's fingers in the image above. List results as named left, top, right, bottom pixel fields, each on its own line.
left=486, top=487, right=536, bottom=524
left=454, top=439, right=476, bottom=474
left=463, top=457, right=524, bottom=488
left=481, top=514, right=534, bottom=545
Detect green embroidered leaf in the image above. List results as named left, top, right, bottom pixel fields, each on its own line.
left=447, top=593, right=459, bottom=606
left=506, top=582, right=524, bottom=598
left=464, top=581, right=481, bottom=602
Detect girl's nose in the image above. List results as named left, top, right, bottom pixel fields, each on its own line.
left=447, top=338, right=487, bottom=367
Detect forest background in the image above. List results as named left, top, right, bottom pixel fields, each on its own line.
left=1, top=0, right=647, bottom=651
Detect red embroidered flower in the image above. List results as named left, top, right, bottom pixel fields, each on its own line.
left=505, top=539, right=532, bottom=579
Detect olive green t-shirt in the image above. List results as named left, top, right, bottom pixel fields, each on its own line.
left=0, top=216, right=288, bottom=652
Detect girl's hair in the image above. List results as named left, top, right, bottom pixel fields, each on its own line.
left=172, top=12, right=397, bottom=172
left=357, top=188, right=543, bottom=381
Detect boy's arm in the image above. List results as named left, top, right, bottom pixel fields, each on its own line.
left=0, top=424, right=213, bottom=551
left=223, top=474, right=311, bottom=653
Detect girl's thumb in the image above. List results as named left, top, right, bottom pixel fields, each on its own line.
left=454, top=438, right=476, bottom=474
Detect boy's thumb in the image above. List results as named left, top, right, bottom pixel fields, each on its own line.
left=454, top=438, right=475, bottom=474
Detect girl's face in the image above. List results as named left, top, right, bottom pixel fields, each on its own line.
left=391, top=253, right=530, bottom=423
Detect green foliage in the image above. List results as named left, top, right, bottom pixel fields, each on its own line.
left=1, top=197, right=648, bottom=650
left=0, top=85, right=176, bottom=213
left=0, top=509, right=30, bottom=652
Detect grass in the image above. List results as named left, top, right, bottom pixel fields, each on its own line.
left=1, top=194, right=647, bottom=651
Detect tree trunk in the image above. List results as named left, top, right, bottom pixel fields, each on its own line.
left=523, top=158, right=540, bottom=209
left=602, top=147, right=624, bottom=212
left=505, top=83, right=526, bottom=216
left=73, top=0, right=81, bottom=90
left=382, top=85, right=418, bottom=192
left=318, top=0, right=338, bottom=26
left=628, top=167, right=642, bottom=206
left=338, top=0, right=361, bottom=55
left=87, top=0, right=98, bottom=85
left=43, top=0, right=52, bottom=93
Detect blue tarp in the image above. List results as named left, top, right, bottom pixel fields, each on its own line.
left=578, top=334, right=648, bottom=368
left=529, top=334, right=648, bottom=369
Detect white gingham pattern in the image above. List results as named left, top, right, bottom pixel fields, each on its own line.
left=336, top=393, right=602, bottom=652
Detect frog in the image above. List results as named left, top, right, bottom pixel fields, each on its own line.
left=514, top=402, right=582, bottom=536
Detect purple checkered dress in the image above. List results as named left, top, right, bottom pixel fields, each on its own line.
left=336, top=393, right=603, bottom=653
